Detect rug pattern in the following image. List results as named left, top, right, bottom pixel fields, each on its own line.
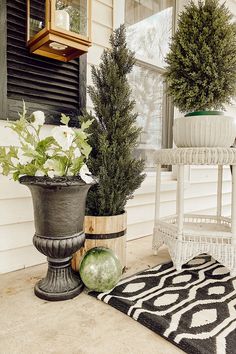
left=90, top=255, right=236, bottom=354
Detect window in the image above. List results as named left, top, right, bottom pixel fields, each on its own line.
left=0, top=0, right=86, bottom=126
left=114, top=0, right=176, bottom=169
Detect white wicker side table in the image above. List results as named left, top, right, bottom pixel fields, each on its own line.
left=153, top=147, right=236, bottom=274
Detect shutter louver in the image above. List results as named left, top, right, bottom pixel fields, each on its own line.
left=7, top=0, right=83, bottom=126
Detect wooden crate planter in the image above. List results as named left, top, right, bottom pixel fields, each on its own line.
left=72, top=213, right=127, bottom=272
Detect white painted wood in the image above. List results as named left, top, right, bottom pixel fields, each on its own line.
left=0, top=176, right=30, bottom=200
left=86, top=94, right=94, bottom=110
left=87, top=44, right=104, bottom=65
left=92, top=0, right=113, bottom=28
left=92, top=22, right=112, bottom=47
left=0, top=198, right=33, bottom=226
left=217, top=165, right=223, bottom=218
left=0, top=222, right=34, bottom=251
left=154, top=165, right=161, bottom=221
left=190, top=204, right=231, bottom=217
left=232, top=165, right=236, bottom=245
left=113, top=0, right=125, bottom=29
left=184, top=180, right=231, bottom=199
left=87, top=64, right=93, bottom=86
left=97, top=0, right=112, bottom=7
left=176, top=165, right=184, bottom=238
left=190, top=165, right=231, bottom=182
left=127, top=222, right=153, bottom=240
left=0, top=246, right=46, bottom=274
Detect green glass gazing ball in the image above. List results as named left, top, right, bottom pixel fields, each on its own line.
left=79, top=247, right=122, bottom=292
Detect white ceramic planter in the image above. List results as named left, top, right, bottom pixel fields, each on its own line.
left=173, top=115, right=236, bottom=148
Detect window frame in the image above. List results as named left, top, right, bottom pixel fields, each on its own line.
left=113, top=0, right=176, bottom=171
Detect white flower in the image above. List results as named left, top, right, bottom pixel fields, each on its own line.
left=17, top=148, right=34, bottom=165
left=43, top=159, right=63, bottom=178
left=26, top=125, right=37, bottom=137
left=52, top=126, right=75, bottom=151
left=46, top=149, right=54, bottom=157
left=48, top=170, right=56, bottom=179
left=31, top=111, right=45, bottom=128
left=11, top=157, right=19, bottom=166
left=74, top=147, right=81, bottom=158
left=79, top=164, right=94, bottom=184
left=35, top=170, right=45, bottom=177
left=67, top=169, right=74, bottom=176
left=0, top=165, right=3, bottom=174
left=44, top=159, right=55, bottom=170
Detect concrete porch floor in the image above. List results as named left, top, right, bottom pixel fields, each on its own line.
left=0, top=236, right=184, bottom=354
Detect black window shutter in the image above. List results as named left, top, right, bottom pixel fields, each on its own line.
left=4, top=0, right=86, bottom=126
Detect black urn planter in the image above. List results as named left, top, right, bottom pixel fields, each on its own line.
left=20, top=176, right=93, bottom=301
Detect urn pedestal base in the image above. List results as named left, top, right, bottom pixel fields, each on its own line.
left=19, top=176, right=93, bottom=301
left=34, top=257, right=84, bottom=301
left=33, top=232, right=86, bottom=301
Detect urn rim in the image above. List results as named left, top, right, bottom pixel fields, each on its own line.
left=19, top=175, right=96, bottom=187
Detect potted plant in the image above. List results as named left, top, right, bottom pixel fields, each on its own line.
left=0, top=104, right=94, bottom=301
left=72, top=25, right=146, bottom=271
left=165, top=0, right=236, bottom=147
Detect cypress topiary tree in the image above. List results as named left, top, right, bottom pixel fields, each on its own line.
left=83, top=25, right=146, bottom=216
left=165, top=0, right=236, bottom=113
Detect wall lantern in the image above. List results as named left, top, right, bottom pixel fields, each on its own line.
left=27, top=0, right=92, bottom=62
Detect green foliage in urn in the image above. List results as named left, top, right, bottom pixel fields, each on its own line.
left=165, top=0, right=236, bottom=113
left=0, top=103, right=93, bottom=182
left=82, top=25, right=146, bottom=216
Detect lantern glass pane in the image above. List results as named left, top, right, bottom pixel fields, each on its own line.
left=29, top=0, right=45, bottom=40
left=55, top=0, right=88, bottom=36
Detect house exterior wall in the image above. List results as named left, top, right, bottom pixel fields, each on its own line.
left=0, top=0, right=114, bottom=273
left=0, top=0, right=233, bottom=273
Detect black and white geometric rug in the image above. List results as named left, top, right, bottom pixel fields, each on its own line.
left=90, top=255, right=236, bottom=354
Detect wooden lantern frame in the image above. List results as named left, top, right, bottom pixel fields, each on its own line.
left=27, top=0, right=92, bottom=62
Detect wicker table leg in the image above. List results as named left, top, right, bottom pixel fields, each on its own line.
left=177, top=165, right=184, bottom=239
left=153, top=164, right=162, bottom=255
left=231, top=165, right=236, bottom=246
left=217, top=165, right=223, bottom=220
left=175, top=165, right=185, bottom=269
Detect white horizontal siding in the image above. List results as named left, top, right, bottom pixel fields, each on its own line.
left=0, top=222, right=34, bottom=251
left=91, top=22, right=112, bottom=50
left=98, top=0, right=112, bottom=7
left=92, top=0, right=113, bottom=28
left=0, top=246, right=45, bottom=274
left=87, top=44, right=104, bottom=66
left=86, top=1, right=113, bottom=111
left=0, top=198, right=33, bottom=226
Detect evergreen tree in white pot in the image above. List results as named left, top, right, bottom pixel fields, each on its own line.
left=165, top=0, right=236, bottom=147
